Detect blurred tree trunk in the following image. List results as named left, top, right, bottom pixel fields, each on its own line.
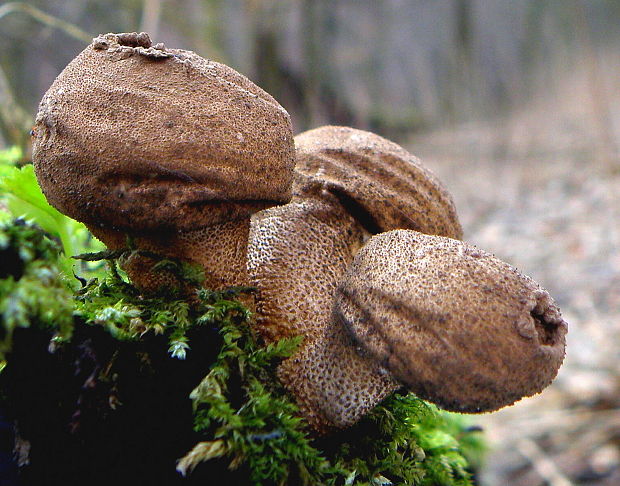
left=0, top=64, right=32, bottom=151
left=450, top=0, right=474, bottom=125
left=367, top=2, right=387, bottom=133
left=251, top=1, right=285, bottom=104
left=244, top=0, right=303, bottom=125
left=299, top=0, right=353, bottom=130
left=243, top=0, right=352, bottom=132
left=140, top=0, right=163, bottom=39
left=455, top=0, right=473, bottom=65
left=300, top=0, right=323, bottom=129
left=572, top=0, right=618, bottom=171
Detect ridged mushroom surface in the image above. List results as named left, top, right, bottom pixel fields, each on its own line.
left=335, top=230, right=568, bottom=413
left=294, top=126, right=462, bottom=239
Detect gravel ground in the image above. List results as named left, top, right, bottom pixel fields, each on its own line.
left=408, top=100, right=620, bottom=485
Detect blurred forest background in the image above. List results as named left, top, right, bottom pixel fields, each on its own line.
left=1, top=1, right=619, bottom=485
left=0, top=0, right=617, bottom=150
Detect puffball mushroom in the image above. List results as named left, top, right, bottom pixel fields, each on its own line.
left=248, top=126, right=467, bottom=431
left=248, top=193, right=401, bottom=431
left=32, top=32, right=295, bottom=290
left=32, top=33, right=567, bottom=435
left=335, top=230, right=567, bottom=414
left=293, top=125, right=463, bottom=239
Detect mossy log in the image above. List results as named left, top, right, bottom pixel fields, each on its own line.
left=0, top=220, right=481, bottom=485
left=2, top=318, right=247, bottom=485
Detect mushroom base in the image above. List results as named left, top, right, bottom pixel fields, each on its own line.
left=89, top=218, right=253, bottom=293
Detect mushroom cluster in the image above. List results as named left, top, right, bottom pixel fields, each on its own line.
left=32, top=33, right=567, bottom=434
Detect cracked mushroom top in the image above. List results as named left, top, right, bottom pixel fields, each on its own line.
left=32, top=32, right=295, bottom=233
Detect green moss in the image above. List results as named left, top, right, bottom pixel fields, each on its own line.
left=0, top=219, right=74, bottom=364
left=73, top=250, right=253, bottom=360
left=180, top=301, right=482, bottom=485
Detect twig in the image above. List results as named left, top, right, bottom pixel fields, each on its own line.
left=0, top=2, right=92, bottom=43
left=516, top=438, right=574, bottom=486
left=0, top=3, right=92, bottom=146
left=572, top=0, right=618, bottom=170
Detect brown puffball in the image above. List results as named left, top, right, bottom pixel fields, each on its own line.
left=32, top=32, right=295, bottom=234
left=242, top=127, right=468, bottom=432
left=335, top=230, right=567, bottom=413
left=294, top=126, right=462, bottom=239
left=247, top=194, right=398, bottom=432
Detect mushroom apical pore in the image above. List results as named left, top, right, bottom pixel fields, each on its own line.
left=31, top=33, right=568, bottom=435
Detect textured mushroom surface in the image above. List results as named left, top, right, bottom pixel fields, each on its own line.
left=248, top=193, right=399, bottom=432
left=91, top=219, right=254, bottom=291
left=335, top=230, right=567, bottom=413
left=32, top=32, right=295, bottom=233
left=294, top=126, right=462, bottom=239
left=244, top=127, right=467, bottom=431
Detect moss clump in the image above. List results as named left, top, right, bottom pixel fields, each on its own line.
left=0, top=219, right=74, bottom=364
left=73, top=251, right=252, bottom=360
left=180, top=295, right=482, bottom=485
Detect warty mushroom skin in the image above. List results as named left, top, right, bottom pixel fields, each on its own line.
left=247, top=125, right=466, bottom=431
left=32, top=33, right=567, bottom=434
left=335, top=230, right=567, bottom=414
left=32, top=32, right=295, bottom=290
left=247, top=190, right=400, bottom=432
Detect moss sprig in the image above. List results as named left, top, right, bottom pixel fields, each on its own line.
left=73, top=259, right=252, bottom=360
left=177, top=309, right=323, bottom=483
